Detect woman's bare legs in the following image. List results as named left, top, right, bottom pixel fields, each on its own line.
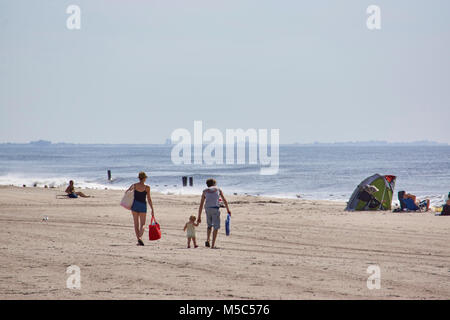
left=211, top=229, right=219, bottom=248
left=138, top=213, right=146, bottom=238
left=75, top=192, right=91, bottom=198
left=132, top=212, right=147, bottom=245
left=132, top=211, right=140, bottom=241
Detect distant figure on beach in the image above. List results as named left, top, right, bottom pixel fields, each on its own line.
left=65, top=180, right=91, bottom=198
left=197, top=178, right=231, bottom=249
left=441, top=199, right=450, bottom=216
left=183, top=215, right=199, bottom=248
left=399, top=191, right=430, bottom=211
left=127, top=172, right=155, bottom=246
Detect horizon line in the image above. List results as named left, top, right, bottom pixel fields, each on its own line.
left=0, top=140, right=448, bottom=146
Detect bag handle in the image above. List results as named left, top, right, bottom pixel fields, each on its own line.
left=126, top=184, right=135, bottom=193
left=150, top=216, right=157, bottom=225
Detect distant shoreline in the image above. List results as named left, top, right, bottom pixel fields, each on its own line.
left=0, top=183, right=347, bottom=203
left=1, top=141, right=448, bottom=147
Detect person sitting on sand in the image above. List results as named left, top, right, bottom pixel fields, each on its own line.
left=441, top=199, right=450, bottom=216
left=183, top=215, right=199, bottom=248
left=401, top=191, right=430, bottom=211
left=126, top=172, right=155, bottom=246
left=65, top=180, right=91, bottom=198
left=197, top=178, right=231, bottom=249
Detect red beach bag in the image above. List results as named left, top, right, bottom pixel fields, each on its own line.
left=149, top=217, right=161, bottom=241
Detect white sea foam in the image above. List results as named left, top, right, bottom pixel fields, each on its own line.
left=0, top=173, right=447, bottom=206
left=0, top=174, right=123, bottom=190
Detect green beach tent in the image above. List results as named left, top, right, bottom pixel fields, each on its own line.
left=346, top=174, right=396, bottom=211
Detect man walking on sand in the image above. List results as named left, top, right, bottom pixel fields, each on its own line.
left=197, top=178, right=231, bottom=249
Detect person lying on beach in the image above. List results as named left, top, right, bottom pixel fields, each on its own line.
left=402, top=192, right=430, bottom=211
left=65, top=180, right=91, bottom=198
left=197, top=178, right=231, bottom=249
left=183, top=215, right=199, bottom=248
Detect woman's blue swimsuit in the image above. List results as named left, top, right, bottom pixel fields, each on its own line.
left=131, top=189, right=147, bottom=213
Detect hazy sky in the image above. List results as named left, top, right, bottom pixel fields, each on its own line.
left=1, top=0, right=449, bottom=144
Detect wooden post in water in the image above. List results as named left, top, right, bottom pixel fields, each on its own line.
left=182, top=176, right=187, bottom=187
left=189, top=177, right=193, bottom=187
left=107, top=170, right=112, bottom=181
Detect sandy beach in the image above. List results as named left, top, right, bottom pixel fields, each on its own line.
left=0, top=185, right=449, bottom=300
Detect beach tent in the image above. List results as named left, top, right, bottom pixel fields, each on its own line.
left=346, top=174, right=396, bottom=211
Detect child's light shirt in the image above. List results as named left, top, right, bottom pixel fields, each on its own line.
left=186, top=223, right=196, bottom=238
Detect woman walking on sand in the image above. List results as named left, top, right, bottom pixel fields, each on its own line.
left=127, top=172, right=155, bottom=246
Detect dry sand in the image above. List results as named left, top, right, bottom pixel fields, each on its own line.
left=0, top=185, right=449, bottom=299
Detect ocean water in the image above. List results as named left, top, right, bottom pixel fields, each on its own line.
left=0, top=144, right=449, bottom=205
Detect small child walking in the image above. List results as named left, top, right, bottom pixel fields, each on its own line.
left=183, top=215, right=199, bottom=248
